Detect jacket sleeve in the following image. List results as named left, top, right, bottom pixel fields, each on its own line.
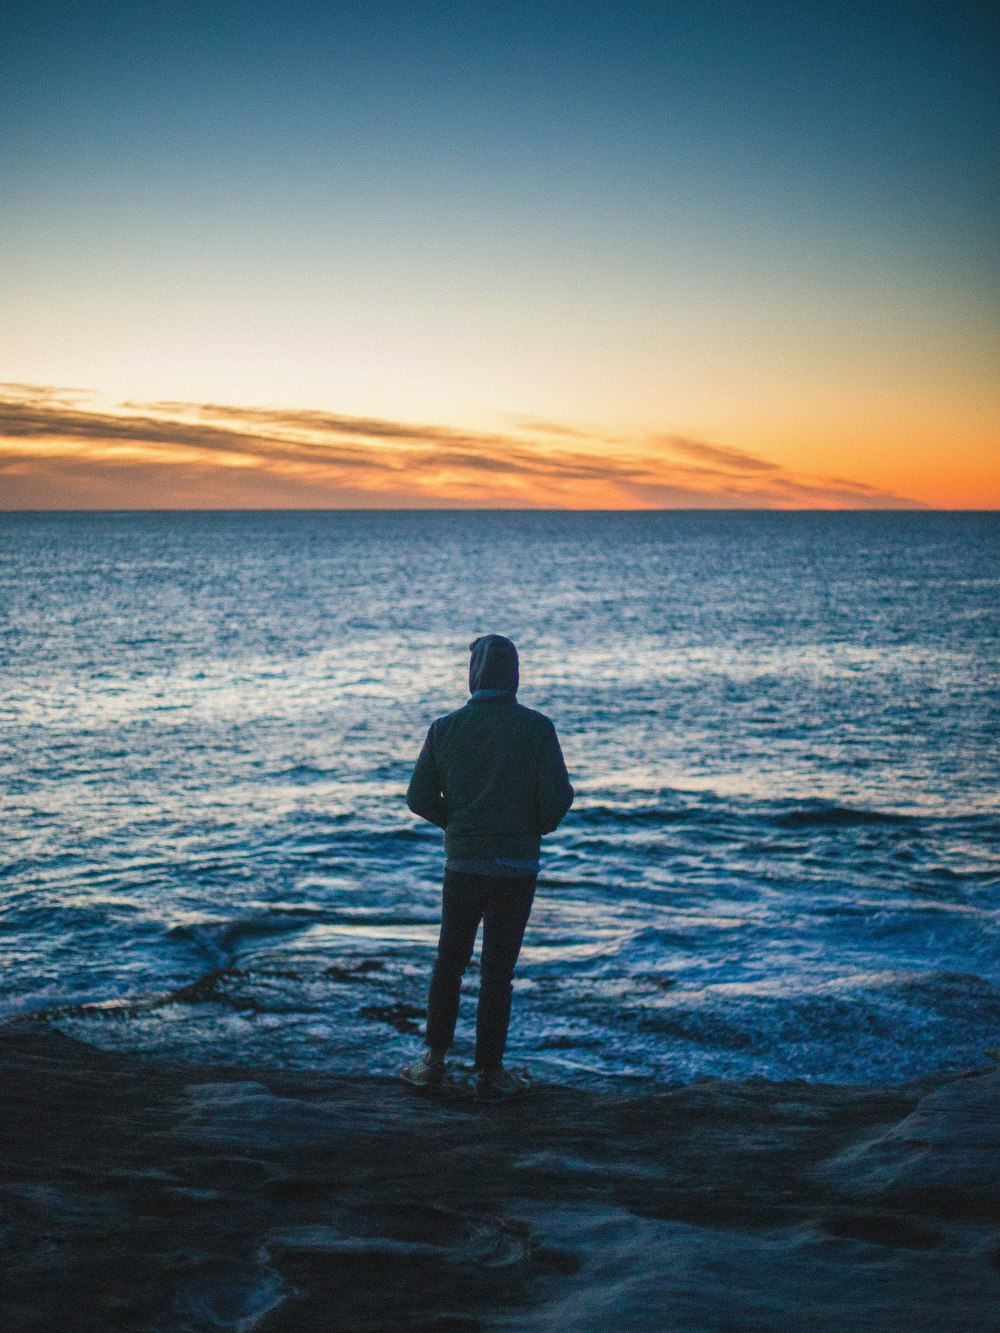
left=406, top=725, right=449, bottom=829
left=536, top=722, right=574, bottom=835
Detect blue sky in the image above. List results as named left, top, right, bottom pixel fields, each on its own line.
left=2, top=1, right=997, bottom=506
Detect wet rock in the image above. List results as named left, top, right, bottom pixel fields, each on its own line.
left=324, top=959, right=386, bottom=982
left=173, top=1259, right=287, bottom=1330
left=358, top=1001, right=426, bottom=1033
left=821, top=1070, right=1000, bottom=1214
left=1, top=1021, right=998, bottom=1331
left=172, top=1081, right=339, bottom=1152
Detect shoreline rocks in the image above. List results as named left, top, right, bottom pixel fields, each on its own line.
left=1, top=1022, right=997, bottom=1331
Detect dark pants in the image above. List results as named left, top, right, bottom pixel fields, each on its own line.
left=425, top=869, right=536, bottom=1071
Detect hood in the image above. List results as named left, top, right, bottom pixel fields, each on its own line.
left=468, top=634, right=519, bottom=695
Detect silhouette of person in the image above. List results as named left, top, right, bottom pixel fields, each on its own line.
left=403, top=634, right=574, bottom=1097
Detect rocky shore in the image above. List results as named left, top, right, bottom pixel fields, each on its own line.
left=2, top=1021, right=998, bottom=1331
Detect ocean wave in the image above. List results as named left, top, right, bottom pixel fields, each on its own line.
left=772, top=804, right=914, bottom=829
left=168, top=909, right=331, bottom=965
left=271, top=763, right=342, bottom=784
left=564, top=796, right=930, bottom=838
left=879, top=968, right=1000, bottom=1009
left=606, top=967, right=1000, bottom=1082
left=574, top=804, right=694, bottom=827
left=530, top=920, right=751, bottom=977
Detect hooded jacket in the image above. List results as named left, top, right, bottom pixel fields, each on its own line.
left=406, top=635, right=574, bottom=866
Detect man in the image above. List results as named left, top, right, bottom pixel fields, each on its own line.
left=402, top=634, right=574, bottom=1099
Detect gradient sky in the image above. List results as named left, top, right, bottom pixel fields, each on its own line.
left=2, top=1, right=997, bottom=508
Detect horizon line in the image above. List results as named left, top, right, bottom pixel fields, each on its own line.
left=2, top=507, right=995, bottom=516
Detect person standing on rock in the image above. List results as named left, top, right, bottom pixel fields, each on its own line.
left=402, top=634, right=574, bottom=1099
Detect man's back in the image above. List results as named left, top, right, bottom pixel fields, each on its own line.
left=406, top=633, right=573, bottom=865
left=407, top=695, right=573, bottom=862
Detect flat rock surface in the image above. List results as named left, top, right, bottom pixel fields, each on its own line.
left=820, top=1070, right=1000, bottom=1207
left=1, top=1022, right=998, bottom=1331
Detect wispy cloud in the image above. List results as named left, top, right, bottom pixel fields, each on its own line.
left=0, top=384, right=923, bottom=510
left=656, top=434, right=780, bottom=474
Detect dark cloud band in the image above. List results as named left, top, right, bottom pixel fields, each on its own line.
left=0, top=384, right=921, bottom=510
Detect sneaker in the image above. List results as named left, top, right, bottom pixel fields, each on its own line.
left=474, top=1066, right=526, bottom=1101
left=400, top=1053, right=446, bottom=1090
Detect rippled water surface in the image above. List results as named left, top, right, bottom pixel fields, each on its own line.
left=2, top=511, right=998, bottom=1086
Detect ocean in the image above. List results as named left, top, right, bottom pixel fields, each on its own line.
left=1, top=510, right=997, bottom=1087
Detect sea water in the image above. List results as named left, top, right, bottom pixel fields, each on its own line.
left=1, top=511, right=997, bottom=1086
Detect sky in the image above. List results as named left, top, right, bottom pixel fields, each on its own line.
left=1, top=0, right=997, bottom=509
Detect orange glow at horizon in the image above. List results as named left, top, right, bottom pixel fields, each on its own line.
left=0, top=384, right=996, bottom=511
